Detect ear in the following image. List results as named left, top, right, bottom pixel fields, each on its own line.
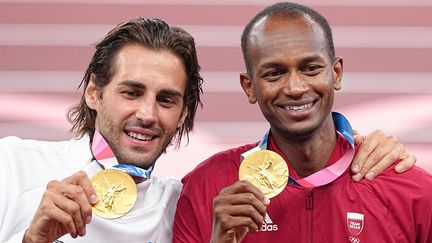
left=177, top=106, right=188, bottom=128
left=332, top=56, right=343, bottom=91
left=85, top=74, right=99, bottom=110
left=240, top=73, right=257, bottom=104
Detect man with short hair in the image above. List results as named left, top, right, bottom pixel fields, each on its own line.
left=173, top=2, right=432, bottom=243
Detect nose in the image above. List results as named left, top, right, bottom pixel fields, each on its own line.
left=283, top=72, right=308, bottom=97
left=135, top=96, right=157, bottom=125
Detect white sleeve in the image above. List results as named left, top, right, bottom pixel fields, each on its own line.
left=0, top=137, right=39, bottom=242
left=2, top=229, right=26, bottom=243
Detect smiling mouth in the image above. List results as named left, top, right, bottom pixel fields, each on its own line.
left=284, top=102, right=313, bottom=112
left=127, top=131, right=154, bottom=141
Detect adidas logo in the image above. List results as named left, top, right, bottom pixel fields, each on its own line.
left=261, top=213, right=278, bottom=232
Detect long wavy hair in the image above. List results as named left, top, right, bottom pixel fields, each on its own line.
left=67, top=17, right=203, bottom=147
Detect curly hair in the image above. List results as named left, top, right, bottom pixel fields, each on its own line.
left=67, top=17, right=203, bottom=147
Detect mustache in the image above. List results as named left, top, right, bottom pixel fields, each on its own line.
left=124, top=119, right=162, bottom=135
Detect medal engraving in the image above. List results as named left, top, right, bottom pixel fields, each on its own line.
left=239, top=150, right=289, bottom=198
left=91, top=169, right=137, bottom=219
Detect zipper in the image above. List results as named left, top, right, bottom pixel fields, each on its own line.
left=306, top=189, right=313, bottom=243
left=306, top=189, right=313, bottom=210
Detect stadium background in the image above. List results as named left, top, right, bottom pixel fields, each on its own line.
left=0, top=0, right=431, bottom=178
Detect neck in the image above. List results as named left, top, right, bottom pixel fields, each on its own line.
left=272, top=116, right=337, bottom=178
left=131, top=175, right=146, bottom=184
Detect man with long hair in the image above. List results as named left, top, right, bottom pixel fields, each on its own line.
left=0, top=17, right=202, bottom=242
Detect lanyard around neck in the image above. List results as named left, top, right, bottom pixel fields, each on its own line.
left=91, top=130, right=154, bottom=179
left=241, top=112, right=355, bottom=188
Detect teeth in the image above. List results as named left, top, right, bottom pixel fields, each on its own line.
left=127, top=132, right=152, bottom=141
left=286, top=103, right=312, bottom=112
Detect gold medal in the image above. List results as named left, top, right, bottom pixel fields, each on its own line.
left=91, top=169, right=137, bottom=219
left=239, top=150, right=289, bottom=198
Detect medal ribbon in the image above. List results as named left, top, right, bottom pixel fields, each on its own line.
left=241, top=112, right=355, bottom=188
left=91, top=130, right=154, bottom=178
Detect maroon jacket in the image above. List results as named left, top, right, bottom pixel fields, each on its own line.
left=173, top=135, right=432, bottom=243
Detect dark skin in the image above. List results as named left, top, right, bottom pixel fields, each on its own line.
left=242, top=16, right=343, bottom=178
left=210, top=14, right=415, bottom=243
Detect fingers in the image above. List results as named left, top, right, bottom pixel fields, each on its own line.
left=363, top=138, right=400, bottom=180
left=61, top=171, right=97, bottom=226
left=351, top=133, right=364, bottom=174
left=212, top=180, right=268, bottom=239
left=352, top=132, right=364, bottom=152
left=25, top=171, right=96, bottom=242
left=46, top=180, right=91, bottom=237
left=63, top=170, right=98, bottom=205
left=213, top=194, right=267, bottom=231
left=62, top=185, right=93, bottom=227
left=28, top=189, right=80, bottom=239
left=358, top=144, right=402, bottom=180
left=49, top=191, right=84, bottom=238
left=394, top=153, right=417, bottom=173
left=219, top=180, right=269, bottom=206
left=213, top=205, right=265, bottom=232
left=351, top=129, right=417, bottom=182
left=351, top=130, right=383, bottom=181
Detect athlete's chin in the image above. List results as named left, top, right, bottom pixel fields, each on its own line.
left=118, top=151, right=160, bottom=169
left=286, top=128, right=315, bottom=138
left=281, top=117, right=324, bottom=137
left=283, top=123, right=320, bottom=138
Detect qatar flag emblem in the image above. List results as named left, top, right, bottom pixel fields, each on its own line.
left=347, top=212, right=364, bottom=236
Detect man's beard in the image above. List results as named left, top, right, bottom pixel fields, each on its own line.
left=110, top=134, right=174, bottom=170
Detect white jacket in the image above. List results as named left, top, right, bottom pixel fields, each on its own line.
left=0, top=136, right=181, bottom=243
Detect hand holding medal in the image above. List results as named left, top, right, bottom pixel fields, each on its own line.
left=239, top=150, right=289, bottom=198
left=210, top=149, right=289, bottom=242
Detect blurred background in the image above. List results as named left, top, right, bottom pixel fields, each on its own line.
left=0, top=0, right=431, bottom=178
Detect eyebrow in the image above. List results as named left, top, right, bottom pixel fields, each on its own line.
left=300, top=55, right=326, bottom=64
left=120, top=80, right=184, bottom=98
left=120, top=80, right=145, bottom=89
left=258, top=54, right=325, bottom=69
left=259, top=61, right=285, bottom=70
left=159, top=89, right=183, bottom=98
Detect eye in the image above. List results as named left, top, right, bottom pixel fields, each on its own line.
left=262, top=70, right=284, bottom=81
left=157, top=95, right=177, bottom=108
left=122, top=90, right=141, bottom=99
left=301, top=65, right=323, bottom=76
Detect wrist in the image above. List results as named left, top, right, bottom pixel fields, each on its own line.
left=22, top=228, right=41, bottom=243
left=22, top=229, right=33, bottom=243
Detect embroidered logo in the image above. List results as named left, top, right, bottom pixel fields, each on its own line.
left=261, top=213, right=278, bottom=232
left=347, top=212, right=364, bottom=236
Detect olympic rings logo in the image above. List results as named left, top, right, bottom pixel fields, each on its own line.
left=349, top=236, right=360, bottom=243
